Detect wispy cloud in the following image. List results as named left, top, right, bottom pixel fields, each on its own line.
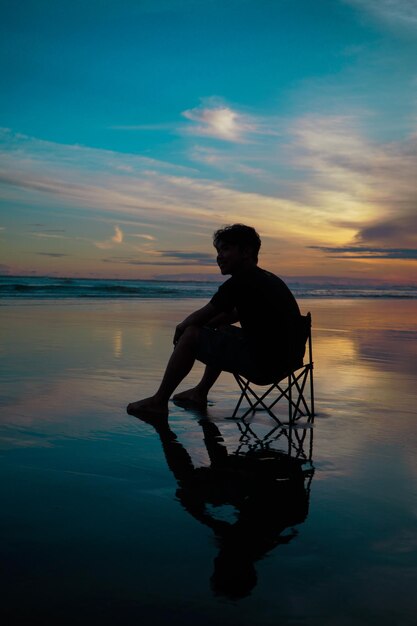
left=111, top=100, right=279, bottom=146
left=345, top=0, right=417, bottom=26
left=95, top=226, right=124, bottom=249
left=31, top=231, right=68, bottom=240
left=36, top=252, right=69, bottom=258
left=182, top=105, right=248, bottom=142
left=355, top=214, right=417, bottom=248
left=288, top=114, right=417, bottom=249
left=310, top=245, right=417, bottom=259
left=102, top=250, right=216, bottom=267
left=159, top=250, right=216, bottom=265
left=112, top=225, right=123, bottom=244
left=0, top=128, right=316, bottom=243
left=190, top=145, right=268, bottom=177
left=129, top=233, right=156, bottom=241
left=109, top=123, right=174, bottom=132
left=0, top=127, right=193, bottom=175
left=181, top=100, right=275, bottom=143
left=1, top=117, right=417, bottom=280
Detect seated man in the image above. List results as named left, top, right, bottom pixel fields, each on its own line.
left=127, top=224, right=305, bottom=416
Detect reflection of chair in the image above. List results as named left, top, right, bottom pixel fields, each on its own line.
left=135, top=412, right=315, bottom=599
left=231, top=312, right=315, bottom=423
left=235, top=420, right=314, bottom=469
left=233, top=419, right=314, bottom=489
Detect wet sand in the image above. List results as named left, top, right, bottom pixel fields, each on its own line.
left=1, top=298, right=416, bottom=625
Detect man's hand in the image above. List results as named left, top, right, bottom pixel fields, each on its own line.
left=172, top=302, right=218, bottom=346
left=173, top=322, right=187, bottom=345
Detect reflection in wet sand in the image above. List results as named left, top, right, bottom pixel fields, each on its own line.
left=136, top=411, right=314, bottom=598
left=113, top=329, right=123, bottom=359
left=1, top=299, right=417, bottom=624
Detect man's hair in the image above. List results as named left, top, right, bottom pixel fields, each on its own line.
left=213, top=224, right=261, bottom=262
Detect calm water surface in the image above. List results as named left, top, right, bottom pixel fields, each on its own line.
left=1, top=299, right=416, bottom=625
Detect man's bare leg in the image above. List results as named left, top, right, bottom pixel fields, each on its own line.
left=127, top=325, right=202, bottom=415
left=173, top=364, right=221, bottom=407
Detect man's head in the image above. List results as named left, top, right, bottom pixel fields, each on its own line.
left=213, top=224, right=261, bottom=275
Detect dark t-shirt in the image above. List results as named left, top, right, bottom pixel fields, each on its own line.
left=210, top=266, right=303, bottom=368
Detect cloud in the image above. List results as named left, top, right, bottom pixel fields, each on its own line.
left=0, top=129, right=317, bottom=243
left=310, top=246, right=417, bottom=259
left=95, top=226, right=124, bottom=249
left=1, top=119, right=417, bottom=281
left=190, top=145, right=268, bottom=177
left=31, top=232, right=68, bottom=239
left=113, top=100, right=279, bottom=145
left=36, top=252, right=69, bottom=258
left=355, top=214, right=417, bottom=247
left=159, top=250, right=216, bottom=265
left=112, top=225, right=123, bottom=244
left=110, top=123, right=175, bottom=132
left=0, top=127, right=193, bottom=175
left=130, top=234, right=157, bottom=241
left=183, top=107, right=240, bottom=141
left=288, top=114, right=417, bottom=248
left=182, top=103, right=259, bottom=142
left=102, top=250, right=216, bottom=267
left=345, top=0, right=417, bottom=26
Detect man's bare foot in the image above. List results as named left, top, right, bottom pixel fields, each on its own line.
left=126, top=396, right=168, bottom=416
left=172, top=387, right=208, bottom=407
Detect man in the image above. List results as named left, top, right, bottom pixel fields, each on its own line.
left=127, top=224, right=304, bottom=416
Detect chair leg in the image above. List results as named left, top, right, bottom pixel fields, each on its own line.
left=291, top=366, right=314, bottom=421
left=309, top=364, right=315, bottom=418
left=267, top=367, right=314, bottom=422
left=232, top=363, right=315, bottom=424
left=232, top=376, right=253, bottom=418
left=267, top=375, right=307, bottom=419
left=290, top=369, right=311, bottom=420
left=232, top=375, right=268, bottom=418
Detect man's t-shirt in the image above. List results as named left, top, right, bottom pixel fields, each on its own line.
left=210, top=266, right=304, bottom=369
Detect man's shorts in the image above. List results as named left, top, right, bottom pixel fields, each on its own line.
left=196, top=325, right=283, bottom=384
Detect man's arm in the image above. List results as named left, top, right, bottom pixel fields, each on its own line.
left=173, top=302, right=218, bottom=345
left=173, top=303, right=239, bottom=345
left=206, top=308, right=239, bottom=328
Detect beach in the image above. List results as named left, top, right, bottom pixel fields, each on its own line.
left=1, top=297, right=417, bottom=625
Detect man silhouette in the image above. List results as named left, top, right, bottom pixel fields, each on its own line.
left=127, top=224, right=304, bottom=416
left=133, top=412, right=312, bottom=598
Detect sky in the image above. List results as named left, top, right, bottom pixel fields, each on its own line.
left=1, top=0, right=416, bottom=283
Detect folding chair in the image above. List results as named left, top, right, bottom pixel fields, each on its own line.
left=234, top=419, right=314, bottom=467
left=231, top=312, right=315, bottom=424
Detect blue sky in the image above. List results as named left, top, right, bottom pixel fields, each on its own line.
left=1, top=0, right=416, bottom=282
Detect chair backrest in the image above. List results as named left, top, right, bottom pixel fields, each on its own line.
left=301, top=311, right=311, bottom=334
left=304, top=312, right=313, bottom=366
left=290, top=312, right=312, bottom=366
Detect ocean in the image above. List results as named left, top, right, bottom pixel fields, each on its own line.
left=1, top=275, right=416, bottom=299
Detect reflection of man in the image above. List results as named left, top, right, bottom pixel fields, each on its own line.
left=127, top=224, right=304, bottom=416
left=141, top=415, right=312, bottom=599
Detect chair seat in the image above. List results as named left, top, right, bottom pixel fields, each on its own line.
left=231, top=313, right=315, bottom=423
left=248, top=359, right=305, bottom=386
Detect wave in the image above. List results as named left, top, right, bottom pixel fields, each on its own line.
left=0, top=276, right=416, bottom=299
left=0, top=277, right=217, bottom=299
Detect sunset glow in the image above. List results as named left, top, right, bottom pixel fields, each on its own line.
left=1, top=0, right=416, bottom=284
